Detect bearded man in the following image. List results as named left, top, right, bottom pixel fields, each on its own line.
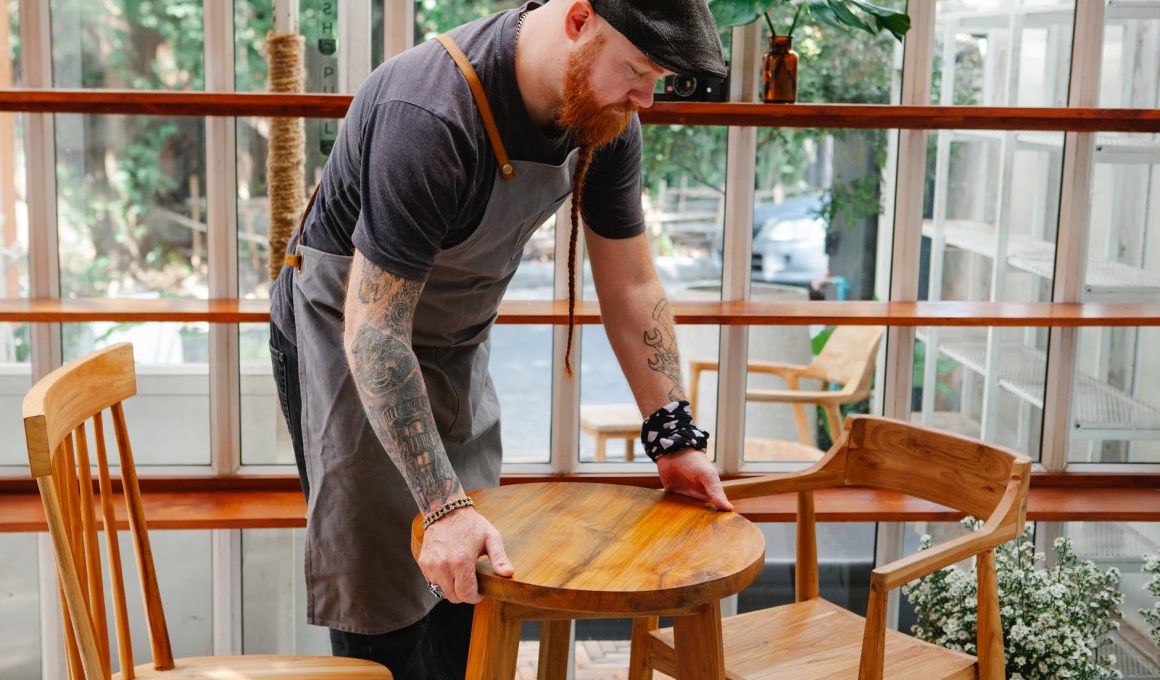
left=267, top=1, right=730, bottom=677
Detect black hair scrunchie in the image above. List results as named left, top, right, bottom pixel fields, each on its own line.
left=641, top=400, right=709, bottom=462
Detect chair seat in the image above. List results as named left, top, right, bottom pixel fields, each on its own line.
left=113, top=655, right=391, bottom=679
left=648, top=598, right=977, bottom=680
left=578, top=403, right=640, bottom=436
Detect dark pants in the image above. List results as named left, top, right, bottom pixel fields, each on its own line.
left=269, top=321, right=474, bottom=680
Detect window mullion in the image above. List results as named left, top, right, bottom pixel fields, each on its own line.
left=205, top=0, right=239, bottom=477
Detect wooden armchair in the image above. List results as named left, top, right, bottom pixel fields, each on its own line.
left=629, top=415, right=1032, bottom=680
left=23, top=343, right=391, bottom=679
left=689, top=325, right=885, bottom=461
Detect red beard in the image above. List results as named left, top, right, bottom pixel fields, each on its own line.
left=555, top=35, right=639, bottom=150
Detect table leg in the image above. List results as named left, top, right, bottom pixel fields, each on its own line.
left=465, top=598, right=520, bottom=680
left=595, top=435, right=607, bottom=462
left=624, top=437, right=634, bottom=461
left=672, top=601, right=725, bottom=679
left=628, top=616, right=658, bottom=680
left=537, top=619, right=574, bottom=680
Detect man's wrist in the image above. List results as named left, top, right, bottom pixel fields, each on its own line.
left=641, top=400, right=709, bottom=462
left=422, top=496, right=475, bottom=529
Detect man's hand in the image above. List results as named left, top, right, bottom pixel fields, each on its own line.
left=418, top=507, right=514, bottom=604
left=656, top=449, right=733, bottom=511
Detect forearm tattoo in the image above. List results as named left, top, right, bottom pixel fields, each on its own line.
left=347, top=259, right=463, bottom=512
left=643, top=298, right=686, bottom=403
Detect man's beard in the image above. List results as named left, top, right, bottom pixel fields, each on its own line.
left=555, top=35, right=639, bottom=150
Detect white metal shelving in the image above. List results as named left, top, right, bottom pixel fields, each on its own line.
left=920, top=1, right=1160, bottom=456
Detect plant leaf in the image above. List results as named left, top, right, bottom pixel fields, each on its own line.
left=826, top=0, right=873, bottom=34
left=848, top=0, right=912, bottom=40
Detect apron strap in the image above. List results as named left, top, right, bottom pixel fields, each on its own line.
left=284, top=183, right=320, bottom=272
left=435, top=33, right=516, bottom=182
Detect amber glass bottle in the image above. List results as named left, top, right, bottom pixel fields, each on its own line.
left=763, top=35, right=798, bottom=104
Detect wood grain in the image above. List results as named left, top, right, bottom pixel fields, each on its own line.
left=650, top=599, right=977, bottom=679
left=465, top=599, right=521, bottom=680
left=3, top=90, right=1159, bottom=132
left=412, top=483, right=765, bottom=615
left=111, top=655, right=390, bottom=678
left=4, top=298, right=1160, bottom=327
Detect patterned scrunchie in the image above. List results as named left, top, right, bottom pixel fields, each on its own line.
left=641, top=400, right=709, bottom=462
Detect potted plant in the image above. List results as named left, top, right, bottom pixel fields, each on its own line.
left=904, top=521, right=1124, bottom=680
left=1143, top=553, right=1160, bottom=647
left=709, top=0, right=911, bottom=103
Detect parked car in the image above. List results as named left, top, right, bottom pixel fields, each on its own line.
left=751, top=193, right=829, bottom=286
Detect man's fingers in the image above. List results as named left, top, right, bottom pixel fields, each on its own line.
left=452, top=554, right=482, bottom=604
left=485, top=529, right=515, bottom=577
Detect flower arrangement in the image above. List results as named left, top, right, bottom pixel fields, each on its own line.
left=903, top=521, right=1123, bottom=680
left=1143, top=553, right=1160, bottom=648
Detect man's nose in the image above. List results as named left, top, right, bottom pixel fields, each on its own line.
left=628, top=87, right=654, bottom=109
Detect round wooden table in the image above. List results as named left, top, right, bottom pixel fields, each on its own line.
left=411, top=482, right=766, bottom=680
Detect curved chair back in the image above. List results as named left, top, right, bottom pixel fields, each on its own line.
left=804, top=325, right=885, bottom=396
left=24, top=343, right=172, bottom=680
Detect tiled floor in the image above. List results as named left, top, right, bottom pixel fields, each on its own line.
left=514, top=639, right=674, bottom=680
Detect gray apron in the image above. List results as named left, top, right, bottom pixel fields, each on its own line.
left=289, top=34, right=579, bottom=634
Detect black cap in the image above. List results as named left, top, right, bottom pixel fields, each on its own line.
left=589, top=0, right=727, bottom=79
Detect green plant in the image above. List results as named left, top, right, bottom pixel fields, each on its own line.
left=709, top=0, right=910, bottom=42
left=1142, top=553, right=1160, bottom=648
left=904, top=521, right=1123, bottom=680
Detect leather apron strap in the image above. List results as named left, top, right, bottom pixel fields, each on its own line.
left=285, top=32, right=514, bottom=273
left=435, top=33, right=516, bottom=182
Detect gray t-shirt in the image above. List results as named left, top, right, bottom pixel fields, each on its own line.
left=271, top=2, right=646, bottom=342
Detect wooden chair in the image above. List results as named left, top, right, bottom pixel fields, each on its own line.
left=23, top=343, right=391, bottom=680
left=689, top=325, right=886, bottom=461
left=629, top=414, right=1033, bottom=680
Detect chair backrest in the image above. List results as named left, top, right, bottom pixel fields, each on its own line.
left=24, top=343, right=172, bottom=680
left=803, top=326, right=885, bottom=395
left=842, top=415, right=1030, bottom=519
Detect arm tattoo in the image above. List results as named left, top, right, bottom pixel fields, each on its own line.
left=643, top=299, right=686, bottom=402
left=347, top=258, right=463, bottom=512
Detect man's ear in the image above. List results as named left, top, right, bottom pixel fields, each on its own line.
left=562, top=0, right=595, bottom=40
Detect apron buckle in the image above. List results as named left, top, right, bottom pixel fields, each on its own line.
left=284, top=253, right=303, bottom=272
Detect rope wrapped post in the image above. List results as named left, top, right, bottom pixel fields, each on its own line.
left=265, top=28, right=306, bottom=281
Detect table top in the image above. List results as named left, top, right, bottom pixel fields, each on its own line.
left=412, top=482, right=766, bottom=614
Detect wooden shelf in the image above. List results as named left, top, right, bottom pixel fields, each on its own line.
left=2, top=298, right=1159, bottom=327
left=1, top=474, right=1156, bottom=531
left=2, top=90, right=1159, bottom=132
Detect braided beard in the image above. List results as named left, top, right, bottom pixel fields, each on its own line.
left=555, top=35, right=640, bottom=376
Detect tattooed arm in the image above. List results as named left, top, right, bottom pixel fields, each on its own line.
left=585, top=230, right=732, bottom=510
left=343, top=251, right=513, bottom=602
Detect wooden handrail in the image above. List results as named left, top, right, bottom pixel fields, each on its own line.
left=2, top=90, right=1160, bottom=132
left=1, top=298, right=1159, bottom=327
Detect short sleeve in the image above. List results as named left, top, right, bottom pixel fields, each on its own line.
left=579, top=116, right=646, bottom=239
left=351, top=100, right=475, bottom=281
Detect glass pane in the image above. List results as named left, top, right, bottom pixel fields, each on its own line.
left=241, top=323, right=295, bottom=466
left=1098, top=13, right=1160, bottom=109
left=742, top=522, right=876, bottom=614
left=102, top=530, right=214, bottom=672
left=578, top=125, right=728, bottom=465
left=1051, top=522, right=1160, bottom=678
left=0, top=4, right=30, bottom=468
left=1069, top=327, right=1160, bottom=463
left=236, top=0, right=345, bottom=301
left=769, top=0, right=905, bottom=105
left=63, top=322, right=210, bottom=467
left=493, top=325, right=552, bottom=464
left=0, top=534, right=40, bottom=678
left=912, top=326, right=1045, bottom=460
left=413, top=1, right=521, bottom=42
left=933, top=1, right=1074, bottom=108
left=242, top=528, right=330, bottom=654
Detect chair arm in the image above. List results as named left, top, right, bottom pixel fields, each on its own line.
left=870, top=519, right=1021, bottom=593
left=746, top=361, right=809, bottom=379
left=745, top=388, right=843, bottom=404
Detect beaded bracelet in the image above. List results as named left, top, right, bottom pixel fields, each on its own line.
left=422, top=496, right=475, bottom=529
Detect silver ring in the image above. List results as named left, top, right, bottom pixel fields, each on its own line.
left=427, top=582, right=445, bottom=599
